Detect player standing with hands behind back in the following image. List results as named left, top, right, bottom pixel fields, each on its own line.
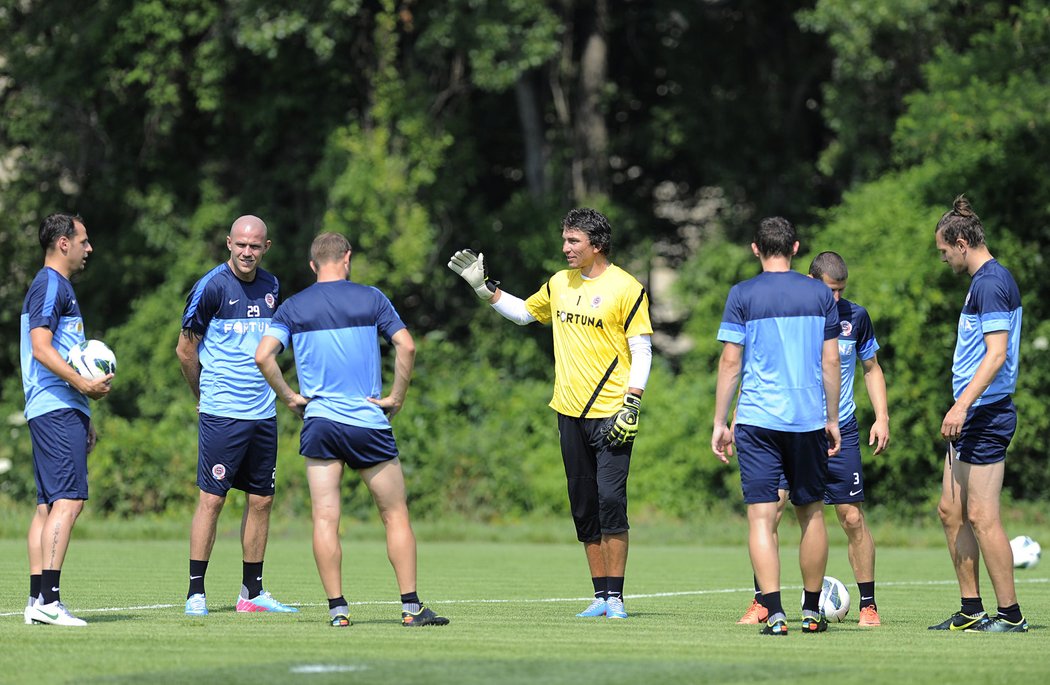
left=22, top=213, right=112, bottom=627
left=449, top=208, right=653, bottom=620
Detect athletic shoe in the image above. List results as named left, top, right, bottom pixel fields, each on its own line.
left=802, top=613, right=828, bottom=633
left=576, top=597, right=607, bottom=617
left=964, top=616, right=1028, bottom=633
left=26, top=601, right=87, bottom=627
left=606, top=596, right=628, bottom=620
left=928, top=610, right=987, bottom=631
left=330, top=613, right=352, bottom=627
left=185, top=593, right=208, bottom=616
left=760, top=617, right=788, bottom=636
left=24, top=595, right=39, bottom=625
left=858, top=605, right=881, bottom=626
left=235, top=589, right=299, bottom=613
left=737, top=598, right=768, bottom=624
left=401, top=605, right=449, bottom=627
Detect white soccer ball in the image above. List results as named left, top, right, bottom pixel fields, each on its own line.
left=1010, top=535, right=1041, bottom=570
left=67, top=339, right=117, bottom=380
left=802, top=576, right=850, bottom=622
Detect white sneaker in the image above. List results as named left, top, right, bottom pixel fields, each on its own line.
left=27, top=601, right=87, bottom=627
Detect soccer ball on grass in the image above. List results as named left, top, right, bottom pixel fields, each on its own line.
left=1010, top=535, right=1041, bottom=570
left=801, top=576, right=850, bottom=622
left=67, top=339, right=117, bottom=380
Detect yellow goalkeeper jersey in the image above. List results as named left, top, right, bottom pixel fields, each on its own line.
left=525, top=264, right=652, bottom=418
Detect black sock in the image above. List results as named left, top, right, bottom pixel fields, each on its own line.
left=607, top=577, right=624, bottom=601
left=401, top=592, right=421, bottom=611
left=753, top=575, right=762, bottom=601
left=328, top=596, right=348, bottom=610
left=761, top=591, right=784, bottom=618
left=591, top=576, right=608, bottom=600
left=997, top=603, right=1022, bottom=623
left=858, top=581, right=876, bottom=609
left=802, top=589, right=821, bottom=613
left=30, top=574, right=42, bottom=602
left=188, top=559, right=208, bottom=598
left=961, top=597, right=984, bottom=616
left=41, top=569, right=61, bottom=604
left=243, top=561, right=264, bottom=598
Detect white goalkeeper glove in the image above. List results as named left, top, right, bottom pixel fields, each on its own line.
left=606, top=394, right=641, bottom=446
left=448, top=249, right=500, bottom=300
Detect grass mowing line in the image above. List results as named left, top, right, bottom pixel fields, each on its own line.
left=4, top=575, right=1045, bottom=618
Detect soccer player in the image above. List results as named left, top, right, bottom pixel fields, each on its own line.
left=712, top=216, right=840, bottom=636
left=448, top=208, right=653, bottom=620
left=737, top=252, right=890, bottom=627
left=176, top=215, right=296, bottom=616
left=928, top=196, right=1027, bottom=633
left=255, top=232, right=448, bottom=628
left=21, top=213, right=112, bottom=627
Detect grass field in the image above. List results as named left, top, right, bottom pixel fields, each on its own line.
left=1, top=522, right=1048, bottom=685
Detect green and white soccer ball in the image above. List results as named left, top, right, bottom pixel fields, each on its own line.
left=1010, top=535, right=1041, bottom=570
left=67, top=339, right=117, bottom=380
left=802, top=576, right=850, bottom=622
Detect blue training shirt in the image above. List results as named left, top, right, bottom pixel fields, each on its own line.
left=953, top=259, right=1022, bottom=405
left=718, top=270, right=839, bottom=432
left=182, top=263, right=280, bottom=419
left=20, top=267, right=90, bottom=420
left=836, top=298, right=880, bottom=423
left=265, top=280, right=406, bottom=430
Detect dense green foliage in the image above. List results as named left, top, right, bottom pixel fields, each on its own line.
left=2, top=1, right=1049, bottom=520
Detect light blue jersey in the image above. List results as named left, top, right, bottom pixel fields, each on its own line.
left=836, top=298, right=880, bottom=423
left=718, top=271, right=839, bottom=432
left=182, top=263, right=279, bottom=419
left=953, top=259, right=1022, bottom=405
left=265, top=280, right=406, bottom=429
left=20, top=267, right=90, bottom=420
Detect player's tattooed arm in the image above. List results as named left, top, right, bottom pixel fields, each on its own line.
left=176, top=328, right=203, bottom=401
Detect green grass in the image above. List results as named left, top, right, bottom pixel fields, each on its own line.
left=1, top=529, right=1048, bottom=684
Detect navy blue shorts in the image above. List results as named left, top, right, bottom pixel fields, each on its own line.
left=825, top=415, right=864, bottom=505
left=300, top=417, right=398, bottom=470
left=952, top=397, right=1016, bottom=465
left=28, top=409, right=90, bottom=504
left=197, top=414, right=278, bottom=496
left=735, top=424, right=828, bottom=506
left=558, top=413, right=632, bottom=542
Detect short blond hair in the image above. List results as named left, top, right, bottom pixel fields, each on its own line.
left=310, top=232, right=351, bottom=265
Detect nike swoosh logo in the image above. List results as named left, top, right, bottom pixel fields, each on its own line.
left=51, top=586, right=60, bottom=592
left=190, top=576, right=203, bottom=580
left=849, top=489, right=862, bottom=497
left=39, top=611, right=59, bottom=620
left=228, top=299, right=240, bottom=305
left=256, top=577, right=263, bottom=581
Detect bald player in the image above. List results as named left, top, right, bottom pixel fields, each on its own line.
left=177, top=215, right=296, bottom=616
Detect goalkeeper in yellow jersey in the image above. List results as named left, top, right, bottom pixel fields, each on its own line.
left=449, top=208, right=653, bottom=620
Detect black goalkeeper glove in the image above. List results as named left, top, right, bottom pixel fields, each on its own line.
left=448, top=249, right=500, bottom=300
left=606, top=394, right=641, bottom=446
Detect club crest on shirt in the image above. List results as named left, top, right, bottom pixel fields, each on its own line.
left=265, top=293, right=276, bottom=309
left=840, top=320, right=853, bottom=337
left=212, top=464, right=227, bottom=480
left=590, top=295, right=602, bottom=308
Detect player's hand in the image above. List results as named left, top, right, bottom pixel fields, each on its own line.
left=77, top=373, right=113, bottom=400
left=87, top=421, right=98, bottom=454
left=286, top=393, right=310, bottom=419
left=368, top=394, right=405, bottom=420
left=711, top=424, right=734, bottom=464
left=826, top=421, right=841, bottom=457
left=940, top=402, right=967, bottom=441
left=869, top=417, right=889, bottom=455
left=448, top=249, right=499, bottom=300
left=606, top=394, right=641, bottom=446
